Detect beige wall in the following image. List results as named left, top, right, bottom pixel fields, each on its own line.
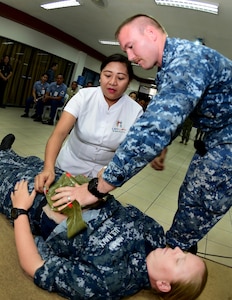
left=0, top=17, right=139, bottom=92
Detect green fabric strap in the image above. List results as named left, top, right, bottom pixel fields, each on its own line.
left=46, top=172, right=89, bottom=238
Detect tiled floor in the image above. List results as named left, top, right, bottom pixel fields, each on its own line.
left=1, top=107, right=232, bottom=267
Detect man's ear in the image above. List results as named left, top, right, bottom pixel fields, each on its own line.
left=144, top=25, right=157, bottom=41
left=156, top=280, right=171, bottom=293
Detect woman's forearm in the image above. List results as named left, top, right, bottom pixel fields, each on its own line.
left=44, top=133, right=65, bottom=171
left=98, top=176, right=116, bottom=194
left=6, top=72, right=13, bottom=80
left=14, top=215, right=44, bottom=277
left=43, top=113, right=75, bottom=171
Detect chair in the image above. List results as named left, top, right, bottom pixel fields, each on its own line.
left=42, top=94, right=69, bottom=124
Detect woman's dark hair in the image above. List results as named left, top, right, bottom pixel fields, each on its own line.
left=100, top=53, right=134, bottom=81
left=1, top=55, right=10, bottom=64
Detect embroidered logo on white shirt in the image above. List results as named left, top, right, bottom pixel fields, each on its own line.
left=112, top=120, right=126, bottom=133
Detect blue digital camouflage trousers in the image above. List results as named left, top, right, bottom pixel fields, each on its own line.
left=166, top=143, right=232, bottom=249
left=0, top=150, right=63, bottom=233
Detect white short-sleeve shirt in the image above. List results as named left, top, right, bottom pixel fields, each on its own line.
left=56, top=86, right=143, bottom=177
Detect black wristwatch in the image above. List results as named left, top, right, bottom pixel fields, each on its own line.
left=88, top=178, right=108, bottom=198
left=11, top=208, right=28, bottom=220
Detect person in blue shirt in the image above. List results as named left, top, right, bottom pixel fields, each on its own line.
left=60, top=14, right=232, bottom=255
left=46, top=62, right=58, bottom=83
left=34, top=74, right=67, bottom=125
left=0, top=134, right=207, bottom=300
left=21, top=73, right=49, bottom=118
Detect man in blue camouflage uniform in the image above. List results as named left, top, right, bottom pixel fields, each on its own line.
left=73, top=14, right=232, bottom=253
left=0, top=147, right=166, bottom=300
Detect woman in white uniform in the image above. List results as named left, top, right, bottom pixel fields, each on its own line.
left=35, top=54, right=143, bottom=192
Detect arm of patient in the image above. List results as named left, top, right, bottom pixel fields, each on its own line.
left=11, top=180, right=45, bottom=277
left=42, top=203, right=67, bottom=224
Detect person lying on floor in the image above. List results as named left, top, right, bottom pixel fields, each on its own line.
left=0, top=134, right=208, bottom=300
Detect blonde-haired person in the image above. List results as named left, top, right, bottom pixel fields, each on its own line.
left=0, top=139, right=207, bottom=300
left=148, top=247, right=208, bottom=300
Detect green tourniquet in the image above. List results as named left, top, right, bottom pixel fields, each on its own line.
left=46, top=172, right=89, bottom=238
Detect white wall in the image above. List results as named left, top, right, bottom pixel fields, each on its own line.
left=0, top=17, right=139, bottom=91
left=0, top=17, right=80, bottom=61
left=0, top=17, right=100, bottom=81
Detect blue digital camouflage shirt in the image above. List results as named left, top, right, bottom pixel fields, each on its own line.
left=102, top=37, right=232, bottom=186
left=34, top=196, right=165, bottom=299
left=0, top=150, right=165, bottom=300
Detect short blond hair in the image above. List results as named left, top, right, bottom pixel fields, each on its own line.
left=155, top=260, right=208, bottom=300
left=115, top=14, right=167, bottom=38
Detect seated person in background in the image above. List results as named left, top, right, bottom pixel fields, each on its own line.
left=66, top=81, right=78, bottom=102
left=34, top=74, right=67, bottom=125
left=138, top=98, right=148, bottom=111
left=21, top=73, right=49, bottom=118
left=35, top=53, right=143, bottom=193
left=129, top=91, right=138, bottom=101
left=0, top=134, right=208, bottom=300
left=85, top=81, right=93, bottom=87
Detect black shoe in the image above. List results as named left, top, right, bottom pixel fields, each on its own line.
left=31, top=113, right=37, bottom=119
left=187, top=244, right=198, bottom=254
left=34, top=116, right=42, bottom=122
left=0, top=134, right=15, bottom=150
left=42, top=119, right=53, bottom=125
left=21, top=113, right=29, bottom=118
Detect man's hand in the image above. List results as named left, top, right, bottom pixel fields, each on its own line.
left=150, top=148, right=168, bottom=171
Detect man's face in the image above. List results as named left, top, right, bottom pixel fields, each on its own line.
left=118, top=23, right=159, bottom=69
left=71, top=82, right=77, bottom=90
left=41, top=74, right=48, bottom=83
left=56, top=75, right=63, bottom=85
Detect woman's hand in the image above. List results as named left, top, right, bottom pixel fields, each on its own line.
left=11, top=180, right=36, bottom=210
left=51, top=183, right=99, bottom=210
left=34, top=169, right=55, bottom=193
left=150, top=148, right=168, bottom=171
